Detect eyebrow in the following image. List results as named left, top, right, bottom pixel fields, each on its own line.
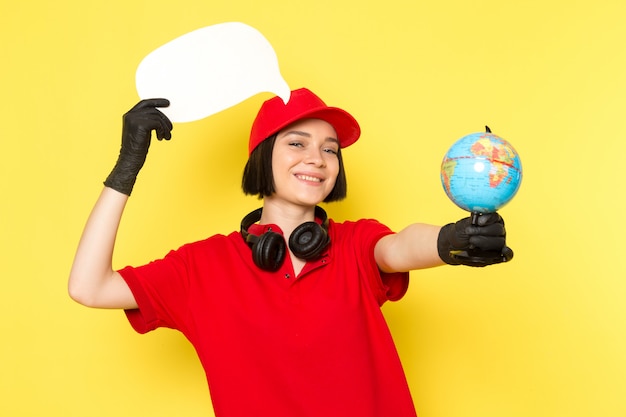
left=282, top=130, right=340, bottom=144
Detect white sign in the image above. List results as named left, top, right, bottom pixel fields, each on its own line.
left=135, top=22, right=291, bottom=122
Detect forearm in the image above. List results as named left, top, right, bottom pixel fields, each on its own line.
left=375, top=223, right=445, bottom=273
left=68, top=186, right=129, bottom=306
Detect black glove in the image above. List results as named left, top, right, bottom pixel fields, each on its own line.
left=104, top=99, right=173, bottom=195
left=437, top=212, right=514, bottom=267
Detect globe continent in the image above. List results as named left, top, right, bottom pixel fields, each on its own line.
left=441, top=132, right=522, bottom=213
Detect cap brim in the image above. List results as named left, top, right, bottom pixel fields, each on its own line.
left=277, top=106, right=361, bottom=149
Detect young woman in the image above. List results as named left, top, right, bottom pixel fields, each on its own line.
left=69, top=88, right=511, bottom=417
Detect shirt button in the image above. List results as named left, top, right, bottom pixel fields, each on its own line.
left=285, top=273, right=291, bottom=279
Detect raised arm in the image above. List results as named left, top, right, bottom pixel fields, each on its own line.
left=68, top=99, right=172, bottom=309
left=375, top=213, right=512, bottom=273
left=68, top=187, right=135, bottom=308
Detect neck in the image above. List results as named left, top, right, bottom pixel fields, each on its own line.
left=260, top=199, right=317, bottom=238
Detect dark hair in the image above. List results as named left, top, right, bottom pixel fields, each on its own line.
left=242, top=135, right=348, bottom=202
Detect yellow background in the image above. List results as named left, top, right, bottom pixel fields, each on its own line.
left=2, top=0, right=625, bottom=415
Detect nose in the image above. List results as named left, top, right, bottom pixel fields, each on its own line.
left=304, top=147, right=326, bottom=167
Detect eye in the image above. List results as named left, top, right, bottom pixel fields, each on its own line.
left=288, top=141, right=304, bottom=148
left=323, top=147, right=338, bottom=155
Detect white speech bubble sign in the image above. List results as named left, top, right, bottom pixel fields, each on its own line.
left=135, top=22, right=290, bottom=123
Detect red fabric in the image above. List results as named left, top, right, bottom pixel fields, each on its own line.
left=120, top=218, right=416, bottom=417
left=248, top=88, right=361, bottom=155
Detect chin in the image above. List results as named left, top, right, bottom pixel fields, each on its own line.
left=294, top=194, right=328, bottom=207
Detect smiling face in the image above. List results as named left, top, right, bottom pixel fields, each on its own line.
left=269, top=118, right=340, bottom=208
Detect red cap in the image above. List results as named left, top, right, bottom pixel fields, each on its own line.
left=249, top=88, right=361, bottom=155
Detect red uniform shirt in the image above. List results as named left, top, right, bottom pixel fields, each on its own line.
left=120, top=218, right=417, bottom=417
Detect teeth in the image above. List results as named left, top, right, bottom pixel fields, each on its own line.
left=297, top=175, right=322, bottom=182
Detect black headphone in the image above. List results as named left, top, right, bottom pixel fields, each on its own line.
left=240, top=206, right=331, bottom=272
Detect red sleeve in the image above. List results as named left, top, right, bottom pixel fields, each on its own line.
left=366, top=228, right=409, bottom=304
left=117, top=245, right=194, bottom=334
left=119, top=266, right=162, bottom=334
left=331, top=219, right=409, bottom=305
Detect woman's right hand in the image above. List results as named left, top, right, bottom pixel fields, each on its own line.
left=104, top=99, right=173, bottom=195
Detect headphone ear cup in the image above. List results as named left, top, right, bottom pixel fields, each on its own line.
left=252, top=231, right=287, bottom=272
left=289, top=222, right=330, bottom=260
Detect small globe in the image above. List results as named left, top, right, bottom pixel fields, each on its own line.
left=441, top=131, right=522, bottom=213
